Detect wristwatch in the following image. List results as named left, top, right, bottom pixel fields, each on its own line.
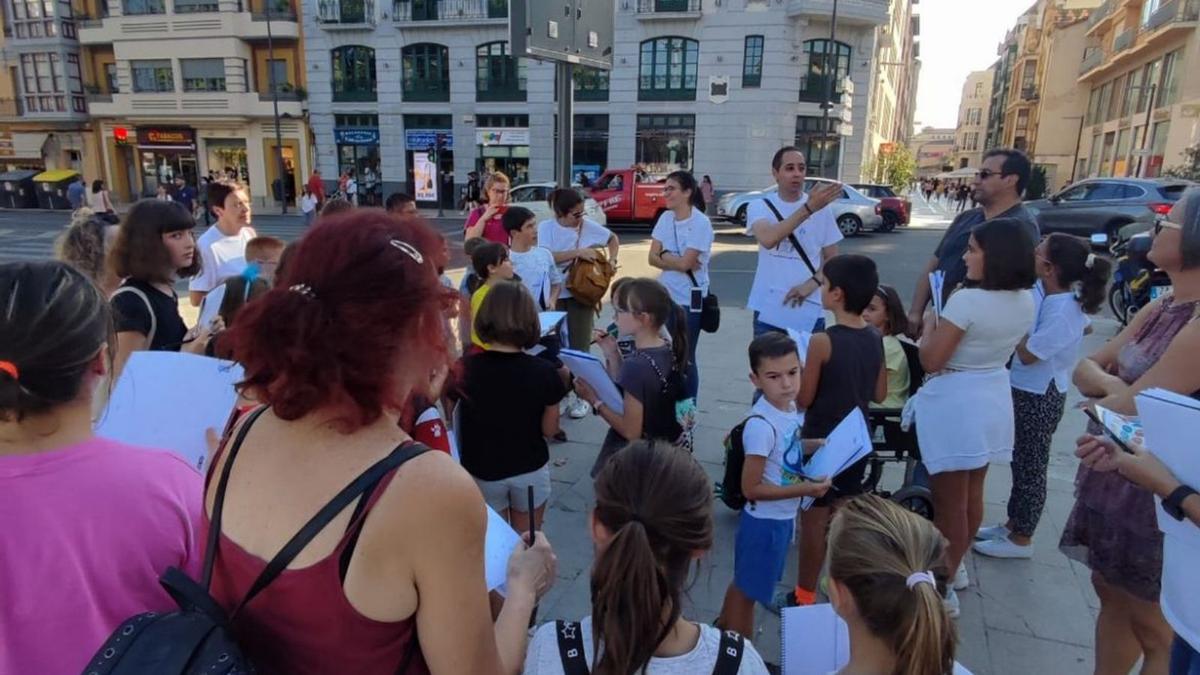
left=1163, top=484, right=1198, bottom=521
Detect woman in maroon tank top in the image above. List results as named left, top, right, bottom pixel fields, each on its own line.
left=208, top=210, right=557, bottom=675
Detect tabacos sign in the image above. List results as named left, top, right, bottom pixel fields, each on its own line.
left=136, top=127, right=196, bottom=148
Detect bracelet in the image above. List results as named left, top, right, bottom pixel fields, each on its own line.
left=802, top=203, right=814, bottom=217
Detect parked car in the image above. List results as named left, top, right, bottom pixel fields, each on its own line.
left=850, top=183, right=911, bottom=231
left=716, top=179, right=883, bottom=236
left=588, top=167, right=668, bottom=225
left=1024, top=177, right=1193, bottom=240
left=508, top=182, right=607, bottom=226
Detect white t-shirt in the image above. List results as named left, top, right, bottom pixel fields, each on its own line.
left=523, top=617, right=769, bottom=675
left=745, top=192, right=842, bottom=323
left=510, top=246, right=563, bottom=310
left=537, top=218, right=614, bottom=300
left=1010, top=292, right=1090, bottom=395
left=346, top=178, right=358, bottom=195
left=940, top=288, right=1035, bottom=371
left=742, top=396, right=805, bottom=521
left=188, top=225, right=257, bottom=294
left=827, top=663, right=973, bottom=675
left=300, top=194, right=318, bottom=214
left=651, top=207, right=714, bottom=306
left=1162, top=533, right=1200, bottom=654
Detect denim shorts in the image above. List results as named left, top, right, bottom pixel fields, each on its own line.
left=734, top=510, right=795, bottom=606
left=1172, top=634, right=1200, bottom=675
left=474, top=464, right=551, bottom=514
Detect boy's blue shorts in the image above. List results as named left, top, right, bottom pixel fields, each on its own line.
left=734, top=510, right=794, bottom=606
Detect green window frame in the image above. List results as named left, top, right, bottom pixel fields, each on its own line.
left=331, top=45, right=376, bottom=102
left=402, top=43, right=449, bottom=102
left=638, top=36, right=698, bottom=101
left=801, top=39, right=850, bottom=103
left=476, top=41, right=526, bottom=102
left=743, top=35, right=763, bottom=88
left=573, top=66, right=609, bottom=101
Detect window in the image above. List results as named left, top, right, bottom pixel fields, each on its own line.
left=19, top=52, right=67, bottom=112
left=1160, top=50, right=1180, bottom=106
left=1057, top=183, right=1092, bottom=201
left=335, top=113, right=378, bottom=127
left=331, top=45, right=376, bottom=102
left=574, top=114, right=609, bottom=175
left=11, top=0, right=57, bottom=38
left=1085, top=88, right=1099, bottom=124
left=801, top=39, right=850, bottom=103
left=636, top=114, right=695, bottom=172
left=573, top=66, right=609, bottom=101
left=1097, top=81, right=1113, bottom=123
left=1114, top=128, right=1131, bottom=176
left=131, top=59, right=174, bottom=92
left=174, top=0, right=218, bottom=12
left=1143, top=59, right=1161, bottom=108
left=742, top=35, right=764, bottom=88
left=1119, top=74, right=1134, bottom=118
left=638, top=37, right=698, bottom=101
left=1107, top=74, right=1125, bottom=120
left=267, top=59, right=290, bottom=92
left=1089, top=182, right=1143, bottom=200
left=123, top=0, right=164, bottom=14
left=476, top=41, right=526, bottom=102
left=180, top=58, right=225, bottom=92
left=1128, top=66, right=1146, bottom=115
left=402, top=43, right=449, bottom=102
left=104, top=62, right=119, bottom=93
left=1146, top=120, right=1170, bottom=177
left=795, top=115, right=840, bottom=178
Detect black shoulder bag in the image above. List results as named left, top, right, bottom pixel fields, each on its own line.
left=555, top=620, right=746, bottom=675
left=762, top=198, right=820, bottom=279
left=83, top=406, right=429, bottom=675
left=672, top=216, right=720, bottom=334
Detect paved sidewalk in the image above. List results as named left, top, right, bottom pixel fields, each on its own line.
left=535, top=305, right=1107, bottom=675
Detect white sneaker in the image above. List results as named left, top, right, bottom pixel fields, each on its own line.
left=952, top=562, right=969, bottom=591
left=943, top=588, right=961, bottom=619
left=975, top=524, right=1010, bottom=541
left=568, top=395, right=591, bottom=419
left=973, top=537, right=1033, bottom=559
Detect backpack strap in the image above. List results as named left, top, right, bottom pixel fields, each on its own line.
left=762, top=198, right=819, bottom=277
left=112, top=285, right=157, bottom=348
left=555, top=620, right=591, bottom=675
left=202, top=405, right=270, bottom=589
left=711, top=630, right=746, bottom=675
left=230, top=442, right=431, bottom=616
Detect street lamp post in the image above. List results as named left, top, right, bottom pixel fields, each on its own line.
left=1065, top=115, right=1085, bottom=184
left=265, top=0, right=288, bottom=214
left=817, top=0, right=839, bottom=180
left=1135, top=83, right=1158, bottom=178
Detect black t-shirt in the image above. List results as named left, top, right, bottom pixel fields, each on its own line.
left=456, top=351, right=568, bottom=481
left=933, top=203, right=1040, bottom=304
left=111, top=279, right=188, bottom=352
left=802, top=325, right=884, bottom=439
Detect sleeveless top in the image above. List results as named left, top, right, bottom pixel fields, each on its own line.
left=204, top=436, right=428, bottom=675
left=802, top=325, right=884, bottom=438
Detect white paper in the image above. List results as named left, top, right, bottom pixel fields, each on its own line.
left=197, top=282, right=227, bottom=329
left=799, top=408, right=873, bottom=510
left=781, top=604, right=850, bottom=675
left=96, top=351, right=243, bottom=473
left=929, top=270, right=946, bottom=323
left=1135, top=388, right=1200, bottom=543
left=485, top=505, right=522, bottom=594
left=758, top=286, right=825, bottom=334
left=786, top=328, right=813, bottom=366
left=559, top=348, right=625, bottom=414
left=539, top=311, right=567, bottom=336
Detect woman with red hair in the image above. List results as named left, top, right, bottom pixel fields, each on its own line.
left=207, top=210, right=557, bottom=674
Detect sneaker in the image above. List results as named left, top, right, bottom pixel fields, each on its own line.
left=952, top=562, right=969, bottom=591
left=974, top=523, right=1010, bottom=541
left=973, top=537, right=1033, bottom=559
left=568, top=395, right=591, bottom=419
left=767, top=587, right=816, bottom=616
left=943, top=588, right=961, bottom=619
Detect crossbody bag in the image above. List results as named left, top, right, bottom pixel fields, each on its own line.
left=762, top=199, right=820, bottom=278
left=554, top=620, right=745, bottom=675
left=672, top=216, right=720, bottom=333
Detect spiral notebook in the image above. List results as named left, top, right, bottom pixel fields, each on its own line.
left=781, top=604, right=850, bottom=675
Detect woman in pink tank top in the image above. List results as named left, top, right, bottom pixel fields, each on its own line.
left=207, top=211, right=557, bottom=674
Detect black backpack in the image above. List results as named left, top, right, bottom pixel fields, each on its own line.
left=82, top=407, right=428, bottom=675
left=554, top=620, right=745, bottom=674
left=716, top=414, right=771, bottom=511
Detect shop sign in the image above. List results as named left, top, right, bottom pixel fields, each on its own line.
left=137, top=127, right=196, bottom=148
left=114, top=127, right=130, bottom=146
left=334, top=129, right=380, bottom=145
left=405, top=130, right=452, bottom=151
left=476, top=128, right=530, bottom=146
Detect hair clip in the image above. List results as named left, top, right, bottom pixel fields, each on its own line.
left=905, top=570, right=937, bottom=590
left=1085, top=253, right=1097, bottom=270
left=289, top=283, right=316, bottom=299
left=0, top=360, right=19, bottom=381
left=389, top=239, right=425, bottom=265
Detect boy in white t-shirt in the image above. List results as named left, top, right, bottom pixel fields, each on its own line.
left=188, top=179, right=257, bottom=306
left=716, top=332, right=832, bottom=639
left=505, top=207, right=562, bottom=310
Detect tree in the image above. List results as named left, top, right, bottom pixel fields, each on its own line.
left=870, top=145, right=917, bottom=193
left=1025, top=165, right=1048, bottom=200
left=1163, top=143, right=1200, bottom=181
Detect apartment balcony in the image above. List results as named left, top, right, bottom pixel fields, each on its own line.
left=0, top=98, right=22, bottom=119
left=1144, top=0, right=1199, bottom=34
left=317, top=0, right=375, bottom=27
left=635, top=0, right=702, bottom=20
left=1020, top=85, right=1039, bottom=101
left=1086, top=0, right=1113, bottom=35
left=787, top=0, right=888, bottom=26
left=1112, top=26, right=1134, bottom=53
left=391, top=0, right=507, bottom=25
left=78, top=5, right=298, bottom=43
left=86, top=90, right=304, bottom=118
left=1078, top=46, right=1104, bottom=77
left=1079, top=0, right=1198, bottom=82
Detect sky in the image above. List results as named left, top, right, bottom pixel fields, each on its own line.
left=912, top=0, right=1038, bottom=130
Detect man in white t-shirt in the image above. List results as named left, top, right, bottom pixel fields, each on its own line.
left=745, top=146, right=845, bottom=335
left=188, top=179, right=257, bottom=306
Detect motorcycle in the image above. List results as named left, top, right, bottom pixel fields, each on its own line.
left=1102, top=232, right=1172, bottom=325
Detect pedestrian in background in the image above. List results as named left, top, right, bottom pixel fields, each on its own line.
left=300, top=186, right=318, bottom=227
left=87, top=179, right=117, bottom=223
left=306, top=168, right=325, bottom=208
left=67, top=175, right=86, bottom=210
left=700, top=174, right=716, bottom=211
left=55, top=208, right=121, bottom=296
left=188, top=179, right=257, bottom=308
left=464, top=172, right=512, bottom=244
left=173, top=175, right=197, bottom=220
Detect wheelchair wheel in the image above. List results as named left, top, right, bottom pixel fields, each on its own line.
left=891, top=484, right=934, bottom=521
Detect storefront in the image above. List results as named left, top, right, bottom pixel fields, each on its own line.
left=0, top=131, right=48, bottom=172
left=635, top=114, right=694, bottom=174
left=572, top=114, right=608, bottom=184
left=404, top=114, right=454, bottom=209
left=476, top=115, right=529, bottom=185
left=204, top=139, right=249, bottom=185
left=334, top=115, right=381, bottom=203
left=137, top=127, right=198, bottom=198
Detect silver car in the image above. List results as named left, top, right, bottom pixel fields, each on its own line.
left=1024, top=177, right=1193, bottom=240
left=715, top=179, right=882, bottom=237
left=508, top=182, right=608, bottom=226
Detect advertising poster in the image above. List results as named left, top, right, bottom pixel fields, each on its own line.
left=413, top=151, right=437, bottom=202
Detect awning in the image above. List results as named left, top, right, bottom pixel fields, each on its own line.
left=5, top=133, right=50, bottom=159
left=33, top=169, right=79, bottom=182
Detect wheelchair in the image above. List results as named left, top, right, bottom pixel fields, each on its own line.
left=858, top=338, right=935, bottom=521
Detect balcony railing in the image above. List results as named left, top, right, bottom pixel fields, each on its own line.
left=402, top=80, right=450, bottom=101
left=636, top=0, right=700, bottom=12
left=1113, top=27, right=1134, bottom=52
left=318, top=0, right=375, bottom=24
left=1020, top=86, right=1039, bottom=101
left=0, top=97, right=22, bottom=116
left=258, top=90, right=303, bottom=101
left=1079, top=47, right=1104, bottom=75
left=1087, top=0, right=1112, bottom=28
left=251, top=0, right=297, bottom=19
left=1144, top=0, right=1200, bottom=32
left=392, top=0, right=507, bottom=22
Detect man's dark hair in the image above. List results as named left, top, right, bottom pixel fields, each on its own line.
left=823, top=254, right=879, bottom=314
left=501, top=206, right=536, bottom=233
left=772, top=145, right=806, bottom=171
left=972, top=217, right=1037, bottom=291
left=384, top=192, right=416, bottom=212
left=982, top=148, right=1032, bottom=195
left=206, top=178, right=245, bottom=213
left=748, top=331, right=799, bottom=374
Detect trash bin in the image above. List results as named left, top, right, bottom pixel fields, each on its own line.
left=32, top=169, right=81, bottom=210
left=0, top=170, right=39, bottom=209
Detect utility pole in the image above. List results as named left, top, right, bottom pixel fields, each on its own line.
left=817, top=0, right=839, bottom=180
left=266, top=0, right=287, bottom=214
left=1136, top=83, right=1157, bottom=178
left=1066, top=115, right=1085, bottom=184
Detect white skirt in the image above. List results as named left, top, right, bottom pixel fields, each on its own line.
left=914, top=367, right=1014, bottom=475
